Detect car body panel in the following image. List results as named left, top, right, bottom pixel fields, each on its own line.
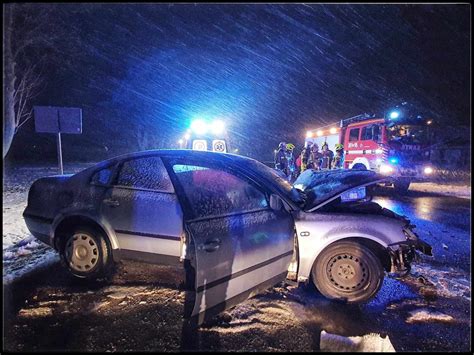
left=185, top=209, right=294, bottom=324
left=294, top=208, right=410, bottom=281
left=100, top=186, right=184, bottom=262
left=161, top=156, right=295, bottom=324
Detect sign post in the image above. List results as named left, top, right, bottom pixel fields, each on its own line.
left=34, top=106, right=82, bottom=174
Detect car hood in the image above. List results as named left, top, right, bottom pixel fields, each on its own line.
left=293, top=169, right=388, bottom=211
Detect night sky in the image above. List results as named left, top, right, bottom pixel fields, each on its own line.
left=7, top=3, right=470, bottom=162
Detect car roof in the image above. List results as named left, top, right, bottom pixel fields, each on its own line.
left=113, top=149, right=250, bottom=162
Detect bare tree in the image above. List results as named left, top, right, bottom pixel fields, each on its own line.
left=3, top=4, right=60, bottom=158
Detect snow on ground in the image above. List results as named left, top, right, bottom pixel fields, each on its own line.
left=411, top=263, right=471, bottom=301
left=405, top=309, right=455, bottom=324
left=410, top=182, right=471, bottom=199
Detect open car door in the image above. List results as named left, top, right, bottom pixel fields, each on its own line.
left=166, top=158, right=295, bottom=325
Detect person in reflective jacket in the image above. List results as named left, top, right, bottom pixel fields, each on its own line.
left=320, top=142, right=334, bottom=170
left=308, top=143, right=322, bottom=170
left=332, top=143, right=345, bottom=169
left=274, top=142, right=288, bottom=173
left=300, top=141, right=312, bottom=173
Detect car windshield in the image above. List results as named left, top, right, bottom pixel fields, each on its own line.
left=293, top=169, right=386, bottom=210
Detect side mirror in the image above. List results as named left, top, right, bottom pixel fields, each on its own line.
left=270, top=194, right=283, bottom=211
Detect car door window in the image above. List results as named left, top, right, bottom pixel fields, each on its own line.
left=172, top=164, right=268, bottom=219
left=116, top=156, right=174, bottom=192
left=91, top=166, right=114, bottom=185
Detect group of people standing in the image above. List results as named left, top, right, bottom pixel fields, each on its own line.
left=274, top=141, right=345, bottom=181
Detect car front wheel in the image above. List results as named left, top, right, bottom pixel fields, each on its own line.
left=60, top=227, right=114, bottom=279
left=311, top=241, right=384, bottom=303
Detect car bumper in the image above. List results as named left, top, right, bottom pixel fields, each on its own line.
left=387, top=227, right=432, bottom=276
left=23, top=213, right=54, bottom=248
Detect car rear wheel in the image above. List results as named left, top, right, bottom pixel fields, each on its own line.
left=60, top=227, right=114, bottom=279
left=311, top=241, right=384, bottom=303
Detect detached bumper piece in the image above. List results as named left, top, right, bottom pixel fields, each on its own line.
left=387, top=227, right=433, bottom=276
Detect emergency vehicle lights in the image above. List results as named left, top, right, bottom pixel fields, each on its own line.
left=178, top=139, right=184, bottom=145
left=389, top=111, right=400, bottom=119
left=389, top=158, right=398, bottom=164
left=190, top=119, right=226, bottom=135
left=329, top=127, right=338, bottom=134
left=190, top=119, right=208, bottom=135
left=306, top=131, right=313, bottom=138
left=184, top=133, right=191, bottom=140
left=316, top=130, right=323, bottom=137
left=380, top=164, right=394, bottom=174
left=424, top=166, right=434, bottom=175
left=211, top=120, right=225, bottom=135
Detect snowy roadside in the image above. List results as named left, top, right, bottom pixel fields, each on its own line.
left=410, top=182, right=471, bottom=199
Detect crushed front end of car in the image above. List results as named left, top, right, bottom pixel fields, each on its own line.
left=387, top=224, right=433, bottom=276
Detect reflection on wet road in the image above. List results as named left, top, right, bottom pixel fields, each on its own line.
left=373, top=188, right=471, bottom=231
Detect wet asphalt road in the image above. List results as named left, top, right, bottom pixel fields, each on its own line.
left=3, top=187, right=471, bottom=352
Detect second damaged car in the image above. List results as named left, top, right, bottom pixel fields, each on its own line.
left=23, top=150, right=432, bottom=324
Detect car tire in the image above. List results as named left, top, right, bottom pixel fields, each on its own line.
left=393, top=179, right=410, bottom=193
left=311, top=241, right=384, bottom=303
left=60, top=226, right=114, bottom=279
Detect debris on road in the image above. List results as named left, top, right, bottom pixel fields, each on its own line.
left=319, top=330, right=395, bottom=352
left=406, top=309, right=455, bottom=324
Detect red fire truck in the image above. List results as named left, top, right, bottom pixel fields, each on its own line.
left=305, top=112, right=435, bottom=192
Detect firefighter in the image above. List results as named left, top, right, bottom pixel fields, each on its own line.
left=332, top=143, right=345, bottom=169
left=308, top=143, right=322, bottom=170
left=274, top=142, right=288, bottom=174
left=285, top=143, right=296, bottom=181
left=299, top=141, right=312, bottom=173
left=320, top=142, right=334, bottom=169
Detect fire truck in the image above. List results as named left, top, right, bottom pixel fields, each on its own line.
left=178, top=118, right=230, bottom=153
left=305, top=110, right=435, bottom=192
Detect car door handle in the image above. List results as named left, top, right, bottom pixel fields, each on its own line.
left=103, top=198, right=120, bottom=207
left=201, top=238, right=221, bottom=252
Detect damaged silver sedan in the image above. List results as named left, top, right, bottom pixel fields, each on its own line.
left=23, top=150, right=431, bottom=324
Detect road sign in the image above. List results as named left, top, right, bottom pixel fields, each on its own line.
left=34, top=106, right=82, bottom=134
left=33, top=106, right=83, bottom=174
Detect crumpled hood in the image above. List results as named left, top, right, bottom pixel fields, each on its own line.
left=293, top=169, right=388, bottom=211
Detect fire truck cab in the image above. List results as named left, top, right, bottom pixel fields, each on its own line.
left=305, top=112, right=435, bottom=192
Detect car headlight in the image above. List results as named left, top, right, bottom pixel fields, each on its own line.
left=380, top=163, right=394, bottom=174
left=423, top=166, right=433, bottom=175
